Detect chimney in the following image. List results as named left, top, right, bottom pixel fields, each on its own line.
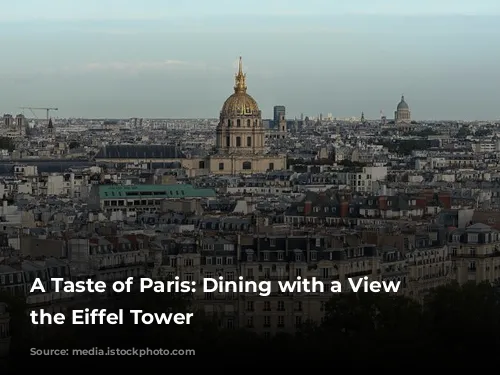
left=438, top=193, right=451, bottom=209
left=378, top=196, right=387, bottom=210
left=304, top=200, right=312, bottom=216
left=340, top=201, right=349, bottom=217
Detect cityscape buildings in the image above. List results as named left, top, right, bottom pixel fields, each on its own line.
left=0, top=54, right=499, bottom=357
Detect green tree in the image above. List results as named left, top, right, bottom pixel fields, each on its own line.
left=0, top=137, right=15, bottom=152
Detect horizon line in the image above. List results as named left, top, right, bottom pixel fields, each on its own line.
left=2, top=13, right=500, bottom=22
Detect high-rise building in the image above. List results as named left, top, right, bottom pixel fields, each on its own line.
left=273, top=106, right=285, bottom=128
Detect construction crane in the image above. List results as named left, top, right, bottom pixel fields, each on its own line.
left=19, top=107, right=58, bottom=120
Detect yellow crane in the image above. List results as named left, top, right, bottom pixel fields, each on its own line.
left=19, top=107, right=58, bottom=120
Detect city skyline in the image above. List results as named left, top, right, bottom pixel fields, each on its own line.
left=1, top=2, right=499, bottom=120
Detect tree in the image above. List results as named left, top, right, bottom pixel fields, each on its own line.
left=0, top=137, right=15, bottom=152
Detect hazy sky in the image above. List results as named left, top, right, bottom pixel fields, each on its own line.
left=1, top=0, right=500, bottom=120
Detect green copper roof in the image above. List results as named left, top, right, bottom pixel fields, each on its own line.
left=99, top=184, right=215, bottom=199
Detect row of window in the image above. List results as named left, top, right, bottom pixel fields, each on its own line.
left=227, top=119, right=259, bottom=127
left=215, top=160, right=276, bottom=171
left=247, top=316, right=303, bottom=328
left=246, top=301, right=303, bottom=311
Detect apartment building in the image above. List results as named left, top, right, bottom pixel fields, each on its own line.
left=449, top=223, right=500, bottom=285
left=151, top=233, right=381, bottom=334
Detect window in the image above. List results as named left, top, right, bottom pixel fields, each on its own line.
left=247, top=119, right=251, bottom=127
left=198, top=160, right=205, bottom=169
left=264, top=301, right=271, bottom=311
left=227, top=119, right=232, bottom=127
left=468, top=233, right=478, bottom=243
left=295, top=269, right=302, bottom=277
left=237, top=119, right=241, bottom=127
left=311, top=251, right=317, bottom=261
left=263, top=252, right=269, bottom=261
left=216, top=257, right=223, bottom=265
left=206, top=257, right=212, bottom=265
left=295, top=316, right=302, bottom=327
left=205, top=292, right=214, bottom=300
left=226, top=137, right=230, bottom=147
left=264, top=316, right=271, bottom=327
left=247, top=254, right=253, bottom=262
left=226, top=272, right=235, bottom=281
left=295, top=302, right=302, bottom=311
left=247, top=301, right=254, bottom=311
left=270, top=239, right=276, bottom=247
left=247, top=136, right=251, bottom=147
left=236, top=137, right=241, bottom=147
left=269, top=162, right=274, bottom=170
left=247, top=317, right=253, bottom=328
left=321, top=268, right=329, bottom=278
left=219, top=163, right=224, bottom=170
left=277, top=301, right=285, bottom=311
left=242, top=161, right=252, bottom=170
left=277, top=252, right=284, bottom=261
left=278, top=316, right=284, bottom=328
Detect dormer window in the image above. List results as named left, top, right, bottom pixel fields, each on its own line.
left=468, top=233, right=478, bottom=243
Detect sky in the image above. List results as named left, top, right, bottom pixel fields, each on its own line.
left=1, top=0, right=500, bottom=120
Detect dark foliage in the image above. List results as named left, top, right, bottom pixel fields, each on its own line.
left=0, top=138, right=15, bottom=152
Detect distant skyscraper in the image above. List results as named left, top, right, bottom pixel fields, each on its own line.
left=273, top=106, right=285, bottom=127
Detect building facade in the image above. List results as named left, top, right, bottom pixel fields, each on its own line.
left=394, top=95, right=412, bottom=132
left=208, top=58, right=287, bottom=175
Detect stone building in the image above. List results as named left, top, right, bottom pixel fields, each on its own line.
left=94, top=57, right=287, bottom=176
left=208, top=57, right=287, bottom=175
left=394, top=95, right=411, bottom=124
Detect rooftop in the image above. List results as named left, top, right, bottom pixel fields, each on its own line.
left=98, top=184, right=216, bottom=199
left=95, top=145, right=186, bottom=159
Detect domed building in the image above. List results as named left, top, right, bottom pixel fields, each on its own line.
left=394, top=95, right=411, bottom=124
left=208, top=57, right=286, bottom=175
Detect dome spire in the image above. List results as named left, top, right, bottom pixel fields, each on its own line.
left=234, top=56, right=247, bottom=94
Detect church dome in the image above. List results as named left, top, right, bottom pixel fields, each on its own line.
left=397, top=95, right=409, bottom=110
left=221, top=92, right=259, bottom=117
left=220, top=57, right=260, bottom=117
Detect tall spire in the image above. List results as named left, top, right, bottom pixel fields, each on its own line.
left=234, top=56, right=247, bottom=94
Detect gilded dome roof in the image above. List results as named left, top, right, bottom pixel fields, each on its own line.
left=221, top=92, right=259, bottom=117
left=220, top=57, right=260, bottom=117
left=397, top=95, right=409, bottom=110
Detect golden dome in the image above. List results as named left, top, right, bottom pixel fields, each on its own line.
left=220, top=57, right=260, bottom=117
